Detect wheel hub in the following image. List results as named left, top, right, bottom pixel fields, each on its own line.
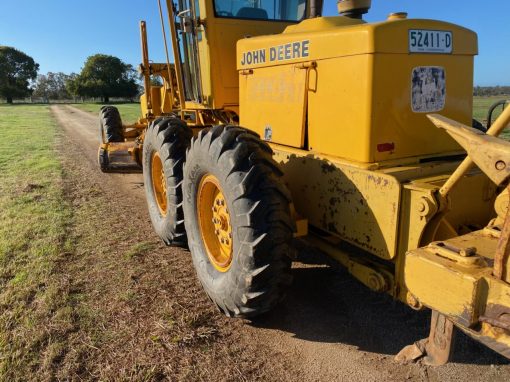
left=197, top=175, right=233, bottom=272
left=151, top=151, right=168, bottom=216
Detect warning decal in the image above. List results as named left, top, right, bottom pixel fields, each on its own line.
left=411, top=66, right=446, bottom=113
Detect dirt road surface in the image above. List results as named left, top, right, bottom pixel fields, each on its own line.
left=51, top=104, right=510, bottom=381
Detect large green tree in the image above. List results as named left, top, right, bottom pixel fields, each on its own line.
left=0, top=46, right=39, bottom=103
left=70, top=54, right=139, bottom=103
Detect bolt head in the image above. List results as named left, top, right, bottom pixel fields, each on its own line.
left=496, top=160, right=506, bottom=171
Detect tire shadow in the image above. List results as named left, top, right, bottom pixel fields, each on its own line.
left=250, top=246, right=510, bottom=366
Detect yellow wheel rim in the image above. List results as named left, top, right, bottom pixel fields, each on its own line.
left=197, top=174, right=233, bottom=272
left=151, top=151, right=168, bottom=216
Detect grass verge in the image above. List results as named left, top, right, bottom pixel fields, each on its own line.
left=0, top=105, right=74, bottom=380
left=72, top=103, right=141, bottom=124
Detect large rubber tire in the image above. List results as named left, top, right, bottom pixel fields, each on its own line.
left=99, top=106, right=123, bottom=143
left=98, top=147, right=110, bottom=173
left=143, top=117, right=193, bottom=246
left=183, top=125, right=295, bottom=318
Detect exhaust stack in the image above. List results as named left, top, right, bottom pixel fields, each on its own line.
left=337, top=0, right=371, bottom=19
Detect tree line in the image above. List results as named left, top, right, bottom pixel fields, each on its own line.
left=0, top=46, right=139, bottom=103
left=473, top=86, right=510, bottom=97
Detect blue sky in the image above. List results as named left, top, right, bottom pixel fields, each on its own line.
left=1, top=1, right=508, bottom=86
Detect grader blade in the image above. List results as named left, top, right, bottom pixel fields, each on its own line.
left=98, top=142, right=142, bottom=173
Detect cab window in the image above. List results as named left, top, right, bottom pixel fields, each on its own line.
left=214, top=0, right=307, bottom=22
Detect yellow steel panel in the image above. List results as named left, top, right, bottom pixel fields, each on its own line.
left=405, top=247, right=488, bottom=326
left=307, top=54, right=373, bottom=162
left=140, top=93, right=149, bottom=119
left=237, top=18, right=477, bottom=71
left=240, top=65, right=307, bottom=148
left=237, top=16, right=477, bottom=163
left=273, top=147, right=401, bottom=259
left=370, top=54, right=473, bottom=162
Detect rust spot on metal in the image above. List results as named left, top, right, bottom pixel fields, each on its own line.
left=480, top=304, right=510, bottom=331
left=377, top=142, right=395, bottom=153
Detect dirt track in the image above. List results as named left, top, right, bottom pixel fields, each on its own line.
left=51, top=104, right=510, bottom=381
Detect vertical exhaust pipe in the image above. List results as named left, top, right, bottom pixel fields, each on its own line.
left=337, top=0, right=372, bottom=19
left=309, top=0, right=323, bottom=18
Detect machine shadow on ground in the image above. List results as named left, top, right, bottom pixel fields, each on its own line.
left=250, top=248, right=510, bottom=366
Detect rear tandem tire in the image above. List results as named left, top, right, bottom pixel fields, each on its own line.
left=99, top=106, right=124, bottom=143
left=98, top=147, right=110, bottom=173
left=143, top=117, right=193, bottom=246
left=183, top=125, right=295, bottom=318
left=98, top=106, right=124, bottom=172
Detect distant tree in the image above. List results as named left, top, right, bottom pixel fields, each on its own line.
left=65, top=73, right=79, bottom=97
left=33, top=72, right=71, bottom=101
left=0, top=46, right=39, bottom=103
left=70, top=54, right=139, bottom=103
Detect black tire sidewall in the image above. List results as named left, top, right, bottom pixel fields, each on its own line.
left=142, top=118, right=190, bottom=246
left=184, top=148, right=244, bottom=304
left=143, top=125, right=173, bottom=241
left=100, top=106, right=123, bottom=143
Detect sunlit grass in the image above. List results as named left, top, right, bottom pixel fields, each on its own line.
left=0, top=105, right=73, bottom=378
left=72, top=102, right=141, bottom=124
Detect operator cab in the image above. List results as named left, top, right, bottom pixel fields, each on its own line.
left=172, top=0, right=310, bottom=112
left=213, top=0, right=307, bottom=21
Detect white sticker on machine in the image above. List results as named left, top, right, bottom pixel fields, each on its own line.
left=411, top=66, right=446, bottom=113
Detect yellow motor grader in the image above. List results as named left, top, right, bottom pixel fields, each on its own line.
left=97, top=0, right=510, bottom=364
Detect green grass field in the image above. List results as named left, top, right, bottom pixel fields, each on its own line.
left=0, top=105, right=74, bottom=378
left=473, top=95, right=508, bottom=122
left=72, top=102, right=141, bottom=124
left=473, top=96, right=509, bottom=138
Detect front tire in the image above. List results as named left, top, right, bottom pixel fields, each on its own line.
left=143, top=117, right=192, bottom=246
left=99, top=106, right=123, bottom=143
left=183, top=125, right=294, bottom=318
left=98, top=147, right=110, bottom=173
